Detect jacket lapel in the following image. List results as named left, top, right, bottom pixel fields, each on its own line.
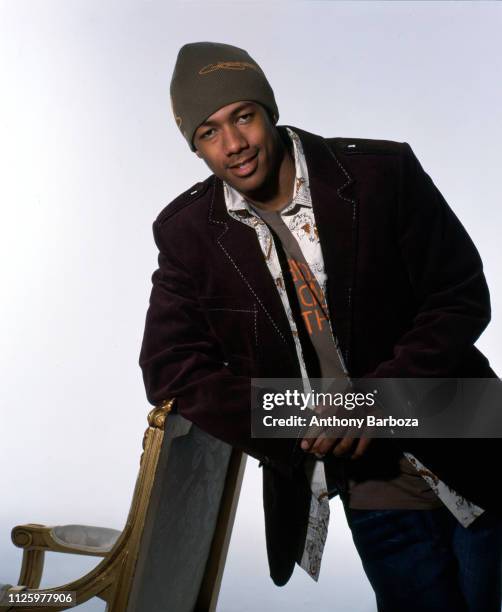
left=291, top=126, right=357, bottom=366
left=208, top=177, right=297, bottom=353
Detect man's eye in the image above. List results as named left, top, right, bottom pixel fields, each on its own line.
left=237, top=113, right=252, bottom=123
left=201, top=128, right=215, bottom=139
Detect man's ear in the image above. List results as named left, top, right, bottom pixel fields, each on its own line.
left=195, top=149, right=202, bottom=158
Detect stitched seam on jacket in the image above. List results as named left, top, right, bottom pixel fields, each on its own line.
left=209, top=180, right=288, bottom=344
left=205, top=308, right=255, bottom=313
left=323, top=141, right=357, bottom=365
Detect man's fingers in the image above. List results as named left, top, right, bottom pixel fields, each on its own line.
left=304, top=434, right=372, bottom=458
left=301, top=424, right=326, bottom=450
left=311, top=436, right=339, bottom=455
left=350, top=437, right=372, bottom=460
left=304, top=426, right=373, bottom=459
left=308, top=432, right=331, bottom=455
left=301, top=438, right=313, bottom=451
left=332, top=436, right=355, bottom=456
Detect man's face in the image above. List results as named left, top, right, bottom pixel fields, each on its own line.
left=193, top=101, right=281, bottom=197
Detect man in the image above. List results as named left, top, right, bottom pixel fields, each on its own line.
left=139, top=42, right=501, bottom=611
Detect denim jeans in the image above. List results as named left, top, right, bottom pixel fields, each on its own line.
left=343, top=505, right=502, bottom=612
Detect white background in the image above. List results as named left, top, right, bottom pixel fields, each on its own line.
left=1, top=1, right=501, bottom=610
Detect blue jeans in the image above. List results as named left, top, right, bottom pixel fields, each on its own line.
left=344, top=505, right=502, bottom=612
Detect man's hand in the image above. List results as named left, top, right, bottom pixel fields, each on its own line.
left=300, top=426, right=372, bottom=460
left=300, top=388, right=377, bottom=460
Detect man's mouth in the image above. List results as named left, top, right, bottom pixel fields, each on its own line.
left=228, top=152, right=259, bottom=177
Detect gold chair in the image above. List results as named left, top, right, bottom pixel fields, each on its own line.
left=2, top=400, right=246, bottom=611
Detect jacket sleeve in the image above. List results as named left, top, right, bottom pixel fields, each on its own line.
left=139, top=219, right=302, bottom=475
left=365, top=142, right=491, bottom=378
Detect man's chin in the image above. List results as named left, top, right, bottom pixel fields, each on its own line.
left=225, top=174, right=264, bottom=198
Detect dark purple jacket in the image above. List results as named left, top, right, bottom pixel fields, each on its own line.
left=139, top=126, right=498, bottom=585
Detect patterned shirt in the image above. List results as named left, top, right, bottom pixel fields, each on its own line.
left=223, top=127, right=484, bottom=580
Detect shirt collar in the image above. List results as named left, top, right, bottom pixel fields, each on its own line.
left=223, top=127, right=312, bottom=218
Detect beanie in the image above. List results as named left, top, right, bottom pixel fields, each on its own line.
left=170, top=41, right=279, bottom=150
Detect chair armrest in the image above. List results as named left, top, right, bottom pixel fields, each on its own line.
left=12, top=524, right=120, bottom=557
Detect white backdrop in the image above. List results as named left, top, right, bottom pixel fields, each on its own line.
left=1, top=1, right=501, bottom=611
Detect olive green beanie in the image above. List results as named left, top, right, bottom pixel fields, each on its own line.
left=170, top=41, right=279, bottom=150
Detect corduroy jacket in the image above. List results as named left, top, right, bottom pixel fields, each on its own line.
left=139, top=126, right=499, bottom=585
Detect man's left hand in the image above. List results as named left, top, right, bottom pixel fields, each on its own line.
left=300, top=432, right=372, bottom=460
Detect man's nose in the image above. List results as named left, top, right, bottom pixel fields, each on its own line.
left=222, top=125, right=247, bottom=155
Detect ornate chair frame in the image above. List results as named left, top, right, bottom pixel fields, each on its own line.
left=2, top=400, right=246, bottom=611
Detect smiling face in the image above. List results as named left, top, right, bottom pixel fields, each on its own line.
left=193, top=101, right=284, bottom=202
